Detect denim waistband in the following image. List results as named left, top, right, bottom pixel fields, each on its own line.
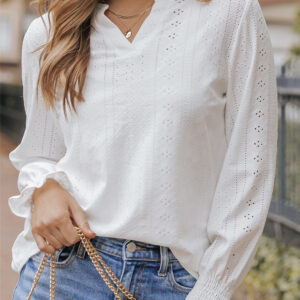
left=75, top=235, right=178, bottom=263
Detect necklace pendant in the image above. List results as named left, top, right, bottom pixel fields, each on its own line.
left=125, top=30, right=132, bottom=39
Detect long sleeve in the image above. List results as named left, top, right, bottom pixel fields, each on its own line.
left=186, top=0, right=278, bottom=299
left=8, top=17, right=72, bottom=219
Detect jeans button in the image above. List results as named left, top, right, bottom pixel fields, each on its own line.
left=127, top=242, right=137, bottom=252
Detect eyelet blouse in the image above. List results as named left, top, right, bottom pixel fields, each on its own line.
left=8, top=0, right=278, bottom=299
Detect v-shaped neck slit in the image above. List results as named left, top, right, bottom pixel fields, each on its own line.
left=102, top=3, right=155, bottom=46
left=93, top=0, right=169, bottom=53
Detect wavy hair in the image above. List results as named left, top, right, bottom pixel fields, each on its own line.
left=30, top=0, right=211, bottom=120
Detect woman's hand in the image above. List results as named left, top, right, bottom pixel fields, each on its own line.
left=31, top=178, right=96, bottom=254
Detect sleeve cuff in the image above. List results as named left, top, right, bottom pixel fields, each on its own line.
left=185, top=274, right=233, bottom=300
left=8, top=170, right=72, bottom=218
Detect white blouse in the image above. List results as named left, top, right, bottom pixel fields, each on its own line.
left=8, top=0, right=278, bottom=299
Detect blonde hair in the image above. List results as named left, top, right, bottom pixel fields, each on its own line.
left=31, top=0, right=211, bottom=119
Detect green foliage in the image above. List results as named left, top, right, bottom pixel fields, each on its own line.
left=291, top=5, right=300, bottom=56
left=290, top=45, right=300, bottom=57
left=242, top=235, right=300, bottom=300
left=292, top=8, right=300, bottom=36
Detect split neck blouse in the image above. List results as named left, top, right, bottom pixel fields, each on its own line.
left=8, top=0, right=279, bottom=299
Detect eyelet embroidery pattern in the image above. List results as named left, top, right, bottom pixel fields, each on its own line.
left=256, top=95, right=265, bottom=103
left=258, top=64, right=267, bottom=72
left=219, top=0, right=275, bottom=282
left=172, top=8, right=184, bottom=16
left=255, top=110, right=264, bottom=118
left=254, top=125, right=263, bottom=133
left=259, top=48, right=267, bottom=57
left=253, top=154, right=263, bottom=163
left=257, top=80, right=266, bottom=88
left=253, top=140, right=263, bottom=148
left=154, top=0, right=187, bottom=241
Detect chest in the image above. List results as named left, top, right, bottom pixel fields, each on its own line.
left=58, top=0, right=229, bottom=134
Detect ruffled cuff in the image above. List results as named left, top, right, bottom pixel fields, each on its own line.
left=185, top=274, right=233, bottom=300
left=8, top=170, right=72, bottom=219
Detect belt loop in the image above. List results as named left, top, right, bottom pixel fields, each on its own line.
left=158, top=246, right=169, bottom=276
left=76, top=240, right=87, bottom=259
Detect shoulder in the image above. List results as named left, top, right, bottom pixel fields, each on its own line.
left=225, top=0, right=254, bottom=24
left=226, top=0, right=263, bottom=27
left=222, top=0, right=264, bottom=47
left=198, top=0, right=257, bottom=36
left=22, top=12, right=52, bottom=53
left=21, top=12, right=53, bottom=82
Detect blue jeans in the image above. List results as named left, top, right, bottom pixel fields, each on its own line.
left=12, top=235, right=197, bottom=299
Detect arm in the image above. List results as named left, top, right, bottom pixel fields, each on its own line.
left=8, top=17, right=72, bottom=219
left=186, top=0, right=278, bottom=299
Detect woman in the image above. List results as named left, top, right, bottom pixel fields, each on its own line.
left=9, top=0, right=278, bottom=299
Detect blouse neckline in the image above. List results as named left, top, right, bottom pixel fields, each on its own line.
left=93, top=0, right=170, bottom=54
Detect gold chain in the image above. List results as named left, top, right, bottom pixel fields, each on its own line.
left=105, top=1, right=155, bottom=40
left=27, top=226, right=137, bottom=300
left=107, top=1, right=154, bottom=19
left=110, top=9, right=146, bottom=40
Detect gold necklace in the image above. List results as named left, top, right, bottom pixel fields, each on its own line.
left=106, top=1, right=155, bottom=39
left=108, top=2, right=154, bottom=19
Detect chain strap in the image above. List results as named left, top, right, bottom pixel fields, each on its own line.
left=27, top=226, right=137, bottom=300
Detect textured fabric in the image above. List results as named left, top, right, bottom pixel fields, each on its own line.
left=8, top=0, right=278, bottom=298
left=12, top=236, right=198, bottom=299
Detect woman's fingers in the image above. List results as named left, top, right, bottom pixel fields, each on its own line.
left=57, top=218, right=81, bottom=246
left=43, top=230, right=64, bottom=250
left=32, top=232, right=56, bottom=254
left=52, top=226, right=72, bottom=246
left=68, top=199, right=96, bottom=238
left=30, top=181, right=95, bottom=253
